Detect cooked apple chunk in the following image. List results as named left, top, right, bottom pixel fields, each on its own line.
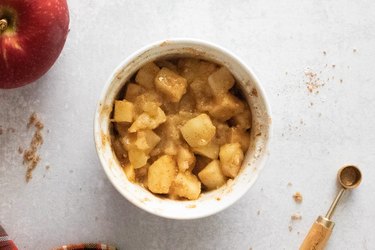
left=177, top=145, right=196, bottom=172
left=190, top=79, right=213, bottom=112
left=180, top=114, right=216, bottom=148
left=208, top=67, right=235, bottom=96
left=135, top=130, right=160, bottom=153
left=198, top=160, right=227, bottom=190
left=170, top=172, right=201, bottom=200
left=148, top=155, right=177, bottom=194
left=228, top=127, right=250, bottom=152
left=155, top=67, right=187, bottom=102
left=209, top=93, right=244, bottom=121
left=128, top=148, right=149, bottom=169
left=114, top=100, right=134, bottom=123
left=135, top=62, right=160, bottom=89
left=125, top=83, right=145, bottom=102
left=232, top=110, right=252, bottom=130
left=134, top=91, right=162, bottom=116
left=177, top=58, right=217, bottom=83
left=128, top=107, right=166, bottom=132
left=192, top=141, right=219, bottom=159
left=123, top=163, right=135, bottom=182
left=219, top=143, right=244, bottom=178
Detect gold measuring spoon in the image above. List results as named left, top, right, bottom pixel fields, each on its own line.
left=300, top=165, right=362, bottom=250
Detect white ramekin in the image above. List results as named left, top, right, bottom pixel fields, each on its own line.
left=94, top=39, right=272, bottom=220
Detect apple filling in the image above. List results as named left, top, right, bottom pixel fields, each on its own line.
left=111, top=58, right=252, bottom=200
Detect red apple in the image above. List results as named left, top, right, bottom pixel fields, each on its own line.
left=0, top=0, right=69, bottom=89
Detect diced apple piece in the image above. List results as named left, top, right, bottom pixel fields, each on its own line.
left=228, top=127, right=250, bottom=152
left=135, top=130, right=161, bottom=153
left=170, top=172, right=201, bottom=200
left=177, top=58, right=201, bottom=83
left=208, top=67, right=235, bottom=96
left=151, top=116, right=182, bottom=156
left=155, top=67, right=187, bottom=102
left=119, top=131, right=137, bottom=151
left=192, top=141, right=219, bottom=159
left=128, top=148, right=149, bottom=169
left=135, top=62, right=160, bottom=89
left=125, top=83, right=145, bottom=102
left=219, top=143, right=244, bottom=178
left=123, top=163, right=135, bottom=182
left=232, top=110, right=252, bottom=129
left=142, top=102, right=160, bottom=117
left=177, top=145, right=196, bottom=172
left=155, top=115, right=181, bottom=142
left=180, top=114, right=216, bottom=147
left=148, top=155, right=177, bottom=194
left=177, top=58, right=217, bottom=83
left=134, top=91, right=162, bottom=116
left=128, top=107, right=166, bottom=132
left=209, top=93, right=244, bottom=121
left=198, top=61, right=218, bottom=80
left=113, top=100, right=134, bottom=122
left=198, top=160, right=227, bottom=190
left=190, top=79, right=214, bottom=112
left=162, top=139, right=179, bottom=156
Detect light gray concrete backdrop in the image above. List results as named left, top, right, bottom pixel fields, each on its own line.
left=1, top=0, right=374, bottom=249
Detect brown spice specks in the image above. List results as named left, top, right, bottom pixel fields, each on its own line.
left=304, top=69, right=323, bottom=94
left=27, top=112, right=38, bottom=128
left=23, top=113, right=44, bottom=182
left=251, top=88, right=258, bottom=97
left=291, top=213, right=302, bottom=220
left=35, top=121, right=44, bottom=130
left=293, top=192, right=303, bottom=203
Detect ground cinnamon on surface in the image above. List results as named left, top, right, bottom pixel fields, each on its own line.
left=23, top=113, right=44, bottom=182
left=293, top=192, right=303, bottom=203
left=304, top=69, right=324, bottom=93
left=291, top=213, right=302, bottom=220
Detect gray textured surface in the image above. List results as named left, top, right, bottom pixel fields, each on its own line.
left=1, top=0, right=375, bottom=249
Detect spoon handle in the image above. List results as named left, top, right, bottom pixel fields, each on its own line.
left=326, top=188, right=346, bottom=219
left=300, top=216, right=335, bottom=250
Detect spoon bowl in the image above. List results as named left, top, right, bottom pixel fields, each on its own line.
left=338, top=165, right=362, bottom=189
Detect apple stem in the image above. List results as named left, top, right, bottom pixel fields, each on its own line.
left=0, top=19, right=8, bottom=32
